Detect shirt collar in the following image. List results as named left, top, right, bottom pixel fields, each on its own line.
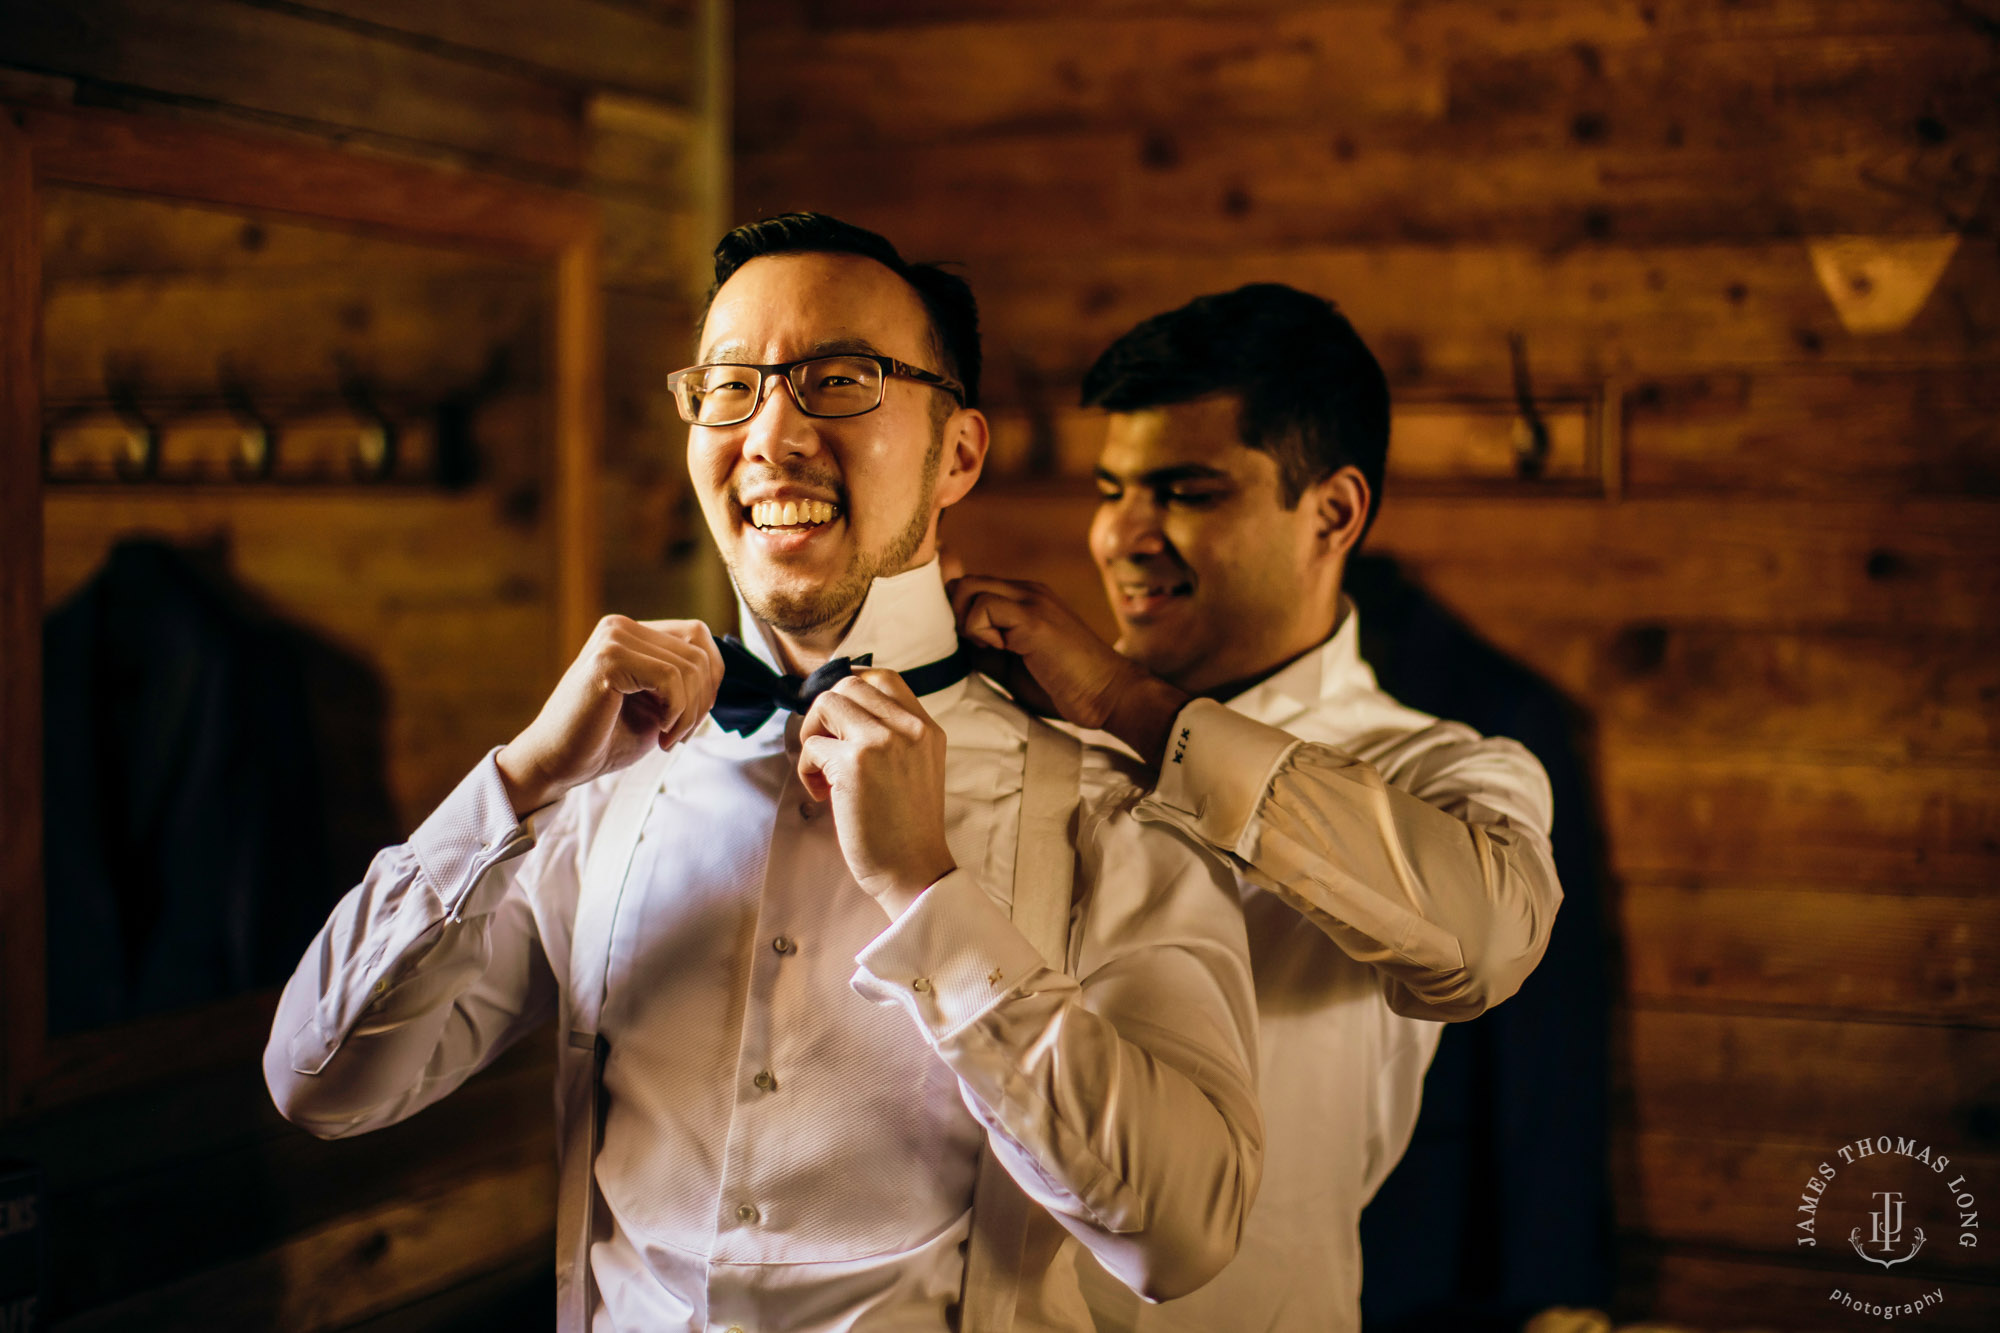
left=1220, top=596, right=1377, bottom=728
left=733, top=558, right=961, bottom=677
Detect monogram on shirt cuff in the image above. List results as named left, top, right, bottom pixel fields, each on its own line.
left=1144, top=698, right=1298, bottom=857
left=408, top=747, right=535, bottom=921
left=850, top=869, right=1054, bottom=1040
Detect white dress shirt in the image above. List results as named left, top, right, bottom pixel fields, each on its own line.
left=1081, top=599, right=1561, bottom=1333
left=264, top=561, right=1262, bottom=1333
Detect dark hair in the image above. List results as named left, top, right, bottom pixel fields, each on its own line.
left=705, top=212, right=982, bottom=409
left=1080, top=283, right=1390, bottom=533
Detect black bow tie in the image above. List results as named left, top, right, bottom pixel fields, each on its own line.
left=711, top=634, right=972, bottom=736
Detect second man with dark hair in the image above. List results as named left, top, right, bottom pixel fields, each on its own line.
left=953, top=282, right=1563, bottom=1333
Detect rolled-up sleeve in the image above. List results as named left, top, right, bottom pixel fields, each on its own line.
left=264, top=750, right=595, bottom=1138
left=1139, top=697, right=1562, bottom=1021
left=853, top=786, right=1263, bottom=1303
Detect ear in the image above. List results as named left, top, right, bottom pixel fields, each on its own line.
left=1309, top=465, right=1370, bottom=559
left=932, top=406, right=990, bottom=512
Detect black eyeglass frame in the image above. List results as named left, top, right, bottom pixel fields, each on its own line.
left=666, top=354, right=966, bottom=426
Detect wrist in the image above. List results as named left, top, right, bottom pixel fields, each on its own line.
left=867, top=857, right=955, bottom=921
left=495, top=744, right=559, bottom=817
left=1104, top=674, right=1190, bottom=767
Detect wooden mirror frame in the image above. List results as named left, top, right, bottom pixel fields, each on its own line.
left=0, top=102, right=602, bottom=1118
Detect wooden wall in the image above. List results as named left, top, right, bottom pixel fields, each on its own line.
left=735, top=2, right=2000, bottom=1328
left=0, top=2, right=723, bottom=1328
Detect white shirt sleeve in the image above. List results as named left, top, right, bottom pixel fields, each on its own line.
left=263, top=750, right=596, bottom=1138
left=851, top=784, right=1264, bottom=1303
left=1138, top=697, right=1562, bottom=1022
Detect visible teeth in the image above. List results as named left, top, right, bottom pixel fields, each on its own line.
left=750, top=498, right=836, bottom=529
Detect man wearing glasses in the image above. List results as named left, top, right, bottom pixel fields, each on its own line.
left=264, top=214, right=1262, bottom=1333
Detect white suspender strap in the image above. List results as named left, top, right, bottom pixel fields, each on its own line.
left=960, top=716, right=1084, bottom=1333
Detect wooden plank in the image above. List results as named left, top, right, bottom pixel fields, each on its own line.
left=1621, top=881, right=2000, bottom=1023
left=1624, top=1242, right=2000, bottom=1331
left=0, top=110, right=48, bottom=1116
left=1625, top=1008, right=2000, bottom=1145
left=50, top=1044, right=555, bottom=1314
left=291, top=0, right=696, bottom=105
left=1599, top=751, right=2000, bottom=886
left=740, top=129, right=1981, bottom=254
left=2, top=0, right=586, bottom=175
left=556, top=211, right=605, bottom=658
left=17, top=102, right=595, bottom=256
left=1463, top=622, right=2000, bottom=765
left=1623, top=372, right=2000, bottom=497
left=41, top=265, right=551, bottom=403
left=960, top=242, right=2000, bottom=388
left=740, top=7, right=1980, bottom=150
left=981, top=398, right=1597, bottom=484
left=946, top=490, right=2000, bottom=631
left=1369, top=498, right=2000, bottom=631
left=1624, top=1132, right=2000, bottom=1282
left=783, top=0, right=1955, bottom=44
left=738, top=27, right=1996, bottom=250
left=54, top=1155, right=556, bottom=1331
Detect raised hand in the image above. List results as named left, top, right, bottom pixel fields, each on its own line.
left=496, top=615, right=724, bottom=815
left=948, top=575, right=1188, bottom=765
left=796, top=668, right=957, bottom=919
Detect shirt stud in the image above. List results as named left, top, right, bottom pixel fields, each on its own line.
left=736, top=1203, right=759, bottom=1224
left=753, top=1069, right=776, bottom=1091
left=772, top=935, right=796, bottom=955
left=798, top=800, right=816, bottom=819
left=912, top=977, right=932, bottom=993
left=988, top=968, right=1004, bottom=986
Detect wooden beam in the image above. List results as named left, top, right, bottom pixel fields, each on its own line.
left=1620, top=881, right=2000, bottom=1024
left=0, top=109, right=48, bottom=1118
left=946, top=490, right=2000, bottom=632
left=1625, top=1008, right=2000, bottom=1145
left=16, top=101, right=595, bottom=258
left=1623, top=370, right=2000, bottom=497
left=1, top=0, right=588, bottom=174
left=285, top=0, right=696, bottom=105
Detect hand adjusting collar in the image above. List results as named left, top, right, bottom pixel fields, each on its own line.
left=712, top=634, right=971, bottom=736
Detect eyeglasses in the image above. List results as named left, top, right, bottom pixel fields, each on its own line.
left=666, top=354, right=965, bottom=427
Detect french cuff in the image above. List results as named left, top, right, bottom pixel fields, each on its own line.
left=1143, top=697, right=1299, bottom=857
left=407, top=747, right=535, bottom=922
left=851, top=869, right=1052, bottom=1042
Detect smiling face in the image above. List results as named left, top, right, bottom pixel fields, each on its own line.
left=689, top=251, right=984, bottom=654
left=1091, top=394, right=1355, bottom=696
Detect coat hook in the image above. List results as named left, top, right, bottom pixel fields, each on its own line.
left=104, top=359, right=159, bottom=482
left=219, top=362, right=276, bottom=480
left=1507, top=331, right=1550, bottom=481
left=336, top=357, right=398, bottom=481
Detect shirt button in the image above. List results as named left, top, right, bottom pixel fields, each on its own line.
left=736, top=1203, right=759, bottom=1224
left=912, top=977, right=932, bottom=993
left=771, top=935, right=796, bottom=955
left=797, top=799, right=816, bottom=819
left=752, top=1069, right=776, bottom=1091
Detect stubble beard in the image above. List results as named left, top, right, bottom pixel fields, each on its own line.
left=734, top=431, right=944, bottom=637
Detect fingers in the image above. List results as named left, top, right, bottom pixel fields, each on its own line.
left=959, top=591, right=1035, bottom=650
left=946, top=574, right=1039, bottom=625
left=590, top=615, right=722, bottom=746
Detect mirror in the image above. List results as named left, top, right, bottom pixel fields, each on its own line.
left=1, top=102, right=602, bottom=1113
